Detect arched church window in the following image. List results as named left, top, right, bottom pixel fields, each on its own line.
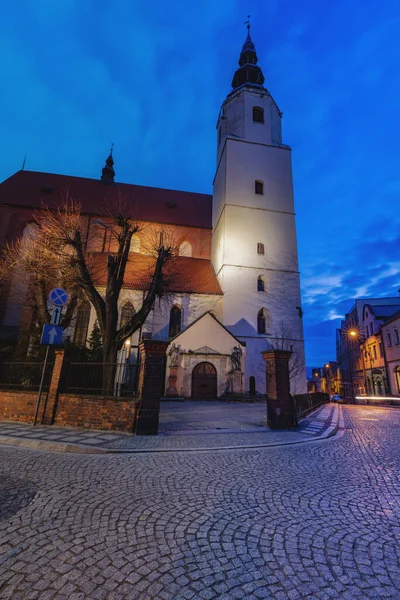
left=255, top=180, right=264, bottom=195
left=73, top=302, right=91, bottom=347
left=120, top=301, right=135, bottom=329
left=253, top=106, right=264, bottom=123
left=129, top=234, right=140, bottom=253
left=257, top=308, right=271, bottom=334
left=257, top=243, right=264, bottom=255
left=169, top=305, right=182, bottom=337
left=178, top=240, right=192, bottom=257
left=257, top=276, right=266, bottom=292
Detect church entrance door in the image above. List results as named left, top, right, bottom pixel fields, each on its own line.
left=191, top=362, right=217, bottom=399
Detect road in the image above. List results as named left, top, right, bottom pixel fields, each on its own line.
left=0, top=405, right=399, bottom=599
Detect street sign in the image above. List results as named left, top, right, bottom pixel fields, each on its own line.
left=49, top=288, right=69, bottom=307
left=41, top=324, right=63, bottom=345
left=50, top=306, right=62, bottom=325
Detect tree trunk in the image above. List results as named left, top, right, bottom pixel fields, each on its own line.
left=102, top=336, right=118, bottom=396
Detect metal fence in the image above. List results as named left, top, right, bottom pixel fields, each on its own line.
left=293, top=392, right=329, bottom=418
left=0, top=361, right=54, bottom=392
left=62, top=362, right=139, bottom=397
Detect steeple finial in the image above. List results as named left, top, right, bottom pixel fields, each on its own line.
left=101, top=144, right=115, bottom=184
left=231, top=22, right=265, bottom=90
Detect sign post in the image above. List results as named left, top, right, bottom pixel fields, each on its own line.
left=33, top=288, right=68, bottom=425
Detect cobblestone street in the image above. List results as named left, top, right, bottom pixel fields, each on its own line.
left=0, top=405, right=399, bottom=599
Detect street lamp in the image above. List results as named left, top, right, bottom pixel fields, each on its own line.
left=345, top=329, right=358, bottom=401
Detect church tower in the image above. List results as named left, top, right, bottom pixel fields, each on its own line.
left=212, top=26, right=306, bottom=393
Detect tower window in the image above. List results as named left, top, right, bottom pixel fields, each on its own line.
left=257, top=308, right=271, bottom=334
left=394, top=327, right=399, bottom=346
left=257, top=243, right=265, bottom=255
left=387, top=331, right=392, bottom=348
left=257, top=276, right=265, bottom=292
left=253, top=106, right=264, bottom=123
left=255, top=180, right=264, bottom=195
left=169, top=305, right=182, bottom=338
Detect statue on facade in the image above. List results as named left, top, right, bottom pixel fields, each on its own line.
left=168, top=343, right=180, bottom=367
left=230, top=346, right=242, bottom=371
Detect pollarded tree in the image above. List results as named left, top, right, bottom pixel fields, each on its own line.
left=0, top=191, right=177, bottom=391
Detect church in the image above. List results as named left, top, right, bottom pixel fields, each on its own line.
left=0, top=28, right=306, bottom=397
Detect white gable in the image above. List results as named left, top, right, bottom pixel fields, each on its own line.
left=171, top=312, right=243, bottom=357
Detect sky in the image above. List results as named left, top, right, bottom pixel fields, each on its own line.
left=1, top=0, right=400, bottom=366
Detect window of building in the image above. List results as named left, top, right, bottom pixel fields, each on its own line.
left=394, top=327, right=399, bottom=346
left=257, top=243, right=265, bottom=255
left=379, top=342, right=383, bottom=357
left=253, top=106, right=264, bottom=123
left=129, top=235, right=140, bottom=253
left=120, top=301, right=135, bottom=329
left=255, top=180, right=264, bottom=195
left=387, top=331, right=392, bottom=348
left=178, top=240, right=192, bottom=257
left=257, top=308, right=271, bottom=334
left=73, top=302, right=91, bottom=347
left=257, top=275, right=265, bottom=292
left=396, top=367, right=400, bottom=394
left=373, top=345, right=377, bottom=359
left=169, top=305, right=182, bottom=338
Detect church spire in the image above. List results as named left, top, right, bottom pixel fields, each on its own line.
left=231, top=21, right=265, bottom=90
left=101, top=144, right=115, bottom=184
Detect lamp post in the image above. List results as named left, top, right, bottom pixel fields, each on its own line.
left=346, top=329, right=357, bottom=402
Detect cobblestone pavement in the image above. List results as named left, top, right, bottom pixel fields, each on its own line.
left=0, top=402, right=334, bottom=453
left=0, top=405, right=399, bottom=599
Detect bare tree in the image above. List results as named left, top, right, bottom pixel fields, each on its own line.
left=0, top=191, right=176, bottom=391
left=268, top=320, right=306, bottom=387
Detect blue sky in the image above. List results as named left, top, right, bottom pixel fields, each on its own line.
left=1, top=0, right=400, bottom=365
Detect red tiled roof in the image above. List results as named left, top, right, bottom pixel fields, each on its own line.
left=89, top=254, right=222, bottom=295
left=0, top=170, right=212, bottom=229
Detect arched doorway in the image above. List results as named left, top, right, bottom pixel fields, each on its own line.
left=191, top=362, right=217, bottom=399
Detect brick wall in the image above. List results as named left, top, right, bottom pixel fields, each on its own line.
left=0, top=391, right=37, bottom=423
left=54, top=394, right=138, bottom=432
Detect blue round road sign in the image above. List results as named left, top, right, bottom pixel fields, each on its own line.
left=49, top=288, right=69, bottom=306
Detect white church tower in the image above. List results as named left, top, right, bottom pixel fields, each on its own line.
left=212, top=26, right=306, bottom=394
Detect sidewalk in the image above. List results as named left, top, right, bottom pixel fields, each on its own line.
left=0, top=402, right=341, bottom=454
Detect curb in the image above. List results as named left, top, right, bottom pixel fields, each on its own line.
left=0, top=405, right=341, bottom=455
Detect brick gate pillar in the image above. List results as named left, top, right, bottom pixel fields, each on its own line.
left=41, top=349, right=65, bottom=425
left=261, top=349, right=297, bottom=429
left=135, top=340, right=169, bottom=435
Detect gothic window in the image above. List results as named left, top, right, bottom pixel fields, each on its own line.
left=178, top=240, right=192, bottom=257
left=253, top=106, right=264, bottom=123
left=394, top=327, right=399, bottom=346
left=129, top=234, right=140, bottom=253
left=373, top=345, right=377, bottom=359
left=73, top=302, right=91, bottom=347
left=387, top=331, right=392, bottom=348
left=169, top=305, right=182, bottom=338
left=120, top=302, right=135, bottom=329
left=257, top=275, right=266, bottom=292
left=379, top=342, right=383, bottom=357
left=257, top=243, right=265, bottom=255
left=257, top=308, right=271, bottom=334
left=255, top=180, right=264, bottom=195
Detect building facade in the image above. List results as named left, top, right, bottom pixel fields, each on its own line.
left=336, top=298, right=400, bottom=399
left=0, top=29, right=306, bottom=397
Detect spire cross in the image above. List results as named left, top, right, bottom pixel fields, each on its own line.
left=244, top=15, right=251, bottom=31
left=110, top=142, right=114, bottom=156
